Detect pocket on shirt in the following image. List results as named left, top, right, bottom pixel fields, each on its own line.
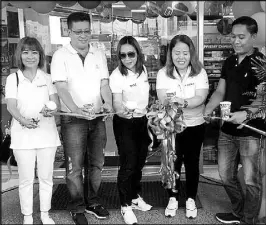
left=184, top=84, right=195, bottom=98
left=36, top=85, right=50, bottom=103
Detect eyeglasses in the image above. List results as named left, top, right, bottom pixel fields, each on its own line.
left=71, top=30, right=91, bottom=36
left=119, top=51, right=136, bottom=59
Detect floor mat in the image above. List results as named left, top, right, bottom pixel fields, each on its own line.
left=51, top=181, right=202, bottom=210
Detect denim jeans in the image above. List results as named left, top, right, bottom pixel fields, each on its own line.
left=218, top=131, right=263, bottom=224
left=60, top=116, right=106, bottom=213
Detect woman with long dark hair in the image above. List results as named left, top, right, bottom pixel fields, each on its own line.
left=156, top=34, right=209, bottom=219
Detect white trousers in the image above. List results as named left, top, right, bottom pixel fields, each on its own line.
left=13, top=147, right=57, bottom=215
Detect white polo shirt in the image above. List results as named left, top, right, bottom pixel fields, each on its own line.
left=5, top=69, right=61, bottom=150
left=109, top=66, right=149, bottom=117
left=156, top=66, right=209, bottom=127
left=50, top=43, right=109, bottom=113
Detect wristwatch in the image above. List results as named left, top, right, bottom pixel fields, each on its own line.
left=244, top=109, right=253, bottom=120
left=183, top=100, right=188, bottom=108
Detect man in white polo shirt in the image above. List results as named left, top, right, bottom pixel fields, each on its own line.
left=50, top=12, right=112, bottom=225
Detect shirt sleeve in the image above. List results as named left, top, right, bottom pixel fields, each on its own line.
left=109, top=69, right=123, bottom=94
left=195, top=68, right=209, bottom=90
left=5, top=73, right=17, bottom=99
left=45, top=74, right=57, bottom=96
left=156, top=68, right=168, bottom=89
left=97, top=50, right=109, bottom=80
left=50, top=50, right=68, bottom=83
left=220, top=59, right=227, bottom=80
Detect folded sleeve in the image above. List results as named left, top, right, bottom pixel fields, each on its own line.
left=50, top=50, right=68, bottom=83
left=156, top=68, right=168, bottom=90
left=97, top=50, right=109, bottom=80
left=195, top=68, right=209, bottom=90
left=45, top=74, right=58, bottom=96
left=5, top=73, right=17, bottom=99
left=109, top=69, right=123, bottom=93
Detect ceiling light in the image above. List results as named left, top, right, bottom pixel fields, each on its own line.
left=112, top=5, right=126, bottom=8
left=131, top=9, right=146, bottom=12
left=112, top=2, right=126, bottom=8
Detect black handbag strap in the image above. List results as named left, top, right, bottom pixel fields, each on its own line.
left=6, top=72, right=19, bottom=180
left=7, top=72, right=19, bottom=125
left=16, top=72, right=19, bottom=87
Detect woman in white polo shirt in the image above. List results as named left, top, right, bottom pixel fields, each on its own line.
left=156, top=34, right=209, bottom=219
left=5, top=37, right=61, bottom=225
left=109, top=36, right=152, bottom=225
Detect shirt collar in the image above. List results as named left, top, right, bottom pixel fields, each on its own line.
left=234, top=47, right=259, bottom=59
left=17, top=68, right=44, bottom=83
left=173, top=66, right=191, bottom=80
left=126, top=69, right=139, bottom=77
left=66, top=43, right=95, bottom=55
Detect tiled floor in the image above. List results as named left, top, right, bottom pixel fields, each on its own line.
left=2, top=164, right=265, bottom=224
left=2, top=172, right=228, bottom=224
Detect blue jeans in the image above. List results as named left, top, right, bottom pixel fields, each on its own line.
left=218, top=132, right=263, bottom=224
left=60, top=116, right=106, bottom=213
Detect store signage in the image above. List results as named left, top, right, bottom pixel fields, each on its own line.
left=1, top=65, right=10, bottom=76
left=99, top=34, right=112, bottom=42
left=0, top=25, right=8, bottom=38
left=0, top=52, right=10, bottom=76
left=60, top=18, right=68, bottom=37
left=0, top=39, right=8, bottom=53
left=91, top=34, right=99, bottom=40
left=0, top=52, right=9, bottom=65
left=204, top=44, right=232, bottom=49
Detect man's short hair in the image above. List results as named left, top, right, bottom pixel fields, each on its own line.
left=67, top=12, right=91, bottom=29
left=232, top=16, right=258, bottom=35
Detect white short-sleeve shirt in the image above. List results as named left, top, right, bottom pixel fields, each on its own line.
left=156, top=66, right=209, bottom=126
left=5, top=69, right=61, bottom=149
left=109, top=66, right=150, bottom=117
left=50, top=43, right=109, bottom=113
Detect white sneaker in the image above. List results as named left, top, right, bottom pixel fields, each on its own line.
left=23, top=215, right=33, bottom=224
left=41, top=212, right=55, bottom=224
left=121, top=206, right=138, bottom=224
left=186, top=198, right=197, bottom=219
left=131, top=195, right=152, bottom=211
left=165, top=197, right=178, bottom=217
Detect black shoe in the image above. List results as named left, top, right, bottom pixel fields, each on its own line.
left=70, top=212, right=88, bottom=225
left=216, top=213, right=241, bottom=224
left=85, top=205, right=110, bottom=219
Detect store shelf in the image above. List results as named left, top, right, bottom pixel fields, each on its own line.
left=208, top=76, right=220, bottom=80
left=204, top=58, right=226, bottom=61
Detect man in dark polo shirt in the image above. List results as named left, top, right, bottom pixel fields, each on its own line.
left=204, top=16, right=265, bottom=224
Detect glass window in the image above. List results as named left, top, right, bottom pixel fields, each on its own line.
left=203, top=1, right=235, bottom=165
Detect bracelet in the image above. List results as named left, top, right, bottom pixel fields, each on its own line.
left=183, top=100, right=188, bottom=108
left=17, top=115, right=23, bottom=123
left=244, top=109, right=253, bottom=120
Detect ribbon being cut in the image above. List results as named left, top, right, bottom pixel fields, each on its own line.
left=146, top=100, right=186, bottom=192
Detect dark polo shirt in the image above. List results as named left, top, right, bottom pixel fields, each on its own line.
left=220, top=48, right=266, bottom=137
